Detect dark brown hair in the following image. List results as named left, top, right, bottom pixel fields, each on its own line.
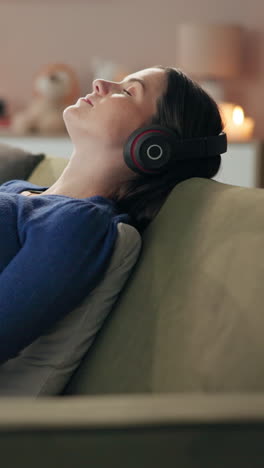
left=112, top=65, right=224, bottom=234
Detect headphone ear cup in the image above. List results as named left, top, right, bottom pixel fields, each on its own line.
left=123, top=125, right=176, bottom=176
left=124, top=125, right=228, bottom=176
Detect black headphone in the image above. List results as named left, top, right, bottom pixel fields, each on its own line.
left=123, top=124, right=228, bottom=176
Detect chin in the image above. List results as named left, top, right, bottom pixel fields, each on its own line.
left=62, top=106, right=81, bottom=135
left=63, top=105, right=76, bottom=118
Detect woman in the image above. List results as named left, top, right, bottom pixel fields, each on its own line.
left=0, top=65, right=224, bottom=363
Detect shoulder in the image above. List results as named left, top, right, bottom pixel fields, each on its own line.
left=58, top=199, right=113, bottom=230
left=29, top=198, right=113, bottom=236
left=23, top=199, right=116, bottom=252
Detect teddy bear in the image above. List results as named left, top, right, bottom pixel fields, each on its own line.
left=11, top=63, right=81, bottom=135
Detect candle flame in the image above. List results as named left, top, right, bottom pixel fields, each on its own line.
left=232, top=106, right=244, bottom=126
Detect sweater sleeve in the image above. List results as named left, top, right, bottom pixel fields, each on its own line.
left=0, top=202, right=114, bottom=364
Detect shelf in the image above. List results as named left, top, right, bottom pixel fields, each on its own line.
left=0, top=133, right=72, bottom=158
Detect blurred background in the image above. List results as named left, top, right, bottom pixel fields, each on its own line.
left=0, top=0, right=263, bottom=138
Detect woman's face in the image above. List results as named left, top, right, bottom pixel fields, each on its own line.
left=63, top=67, right=168, bottom=149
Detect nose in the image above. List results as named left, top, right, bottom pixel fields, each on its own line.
left=92, top=79, right=117, bottom=96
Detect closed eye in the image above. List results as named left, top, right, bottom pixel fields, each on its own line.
left=123, top=89, right=132, bottom=96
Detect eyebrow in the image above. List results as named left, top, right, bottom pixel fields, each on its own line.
left=123, top=78, right=146, bottom=92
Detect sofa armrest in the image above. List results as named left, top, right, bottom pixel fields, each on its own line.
left=0, top=393, right=264, bottom=468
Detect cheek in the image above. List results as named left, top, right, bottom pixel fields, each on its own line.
left=97, top=101, right=142, bottom=131
left=97, top=110, right=142, bottom=145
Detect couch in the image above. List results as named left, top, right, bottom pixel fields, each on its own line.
left=1, top=154, right=264, bottom=467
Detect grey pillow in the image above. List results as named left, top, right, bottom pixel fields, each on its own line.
left=0, top=143, right=45, bottom=184
left=0, top=222, right=142, bottom=397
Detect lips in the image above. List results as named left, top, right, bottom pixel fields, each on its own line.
left=81, top=97, right=93, bottom=106
left=85, top=95, right=94, bottom=106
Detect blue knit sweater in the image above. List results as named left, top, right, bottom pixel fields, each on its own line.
left=0, top=179, right=133, bottom=364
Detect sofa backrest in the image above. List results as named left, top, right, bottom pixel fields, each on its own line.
left=61, top=176, right=264, bottom=395
left=29, top=156, right=264, bottom=395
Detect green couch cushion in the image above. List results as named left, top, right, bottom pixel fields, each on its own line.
left=62, top=177, right=264, bottom=395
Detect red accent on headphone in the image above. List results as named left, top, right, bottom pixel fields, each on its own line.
left=130, top=129, right=168, bottom=173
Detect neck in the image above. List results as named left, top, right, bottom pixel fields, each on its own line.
left=41, top=147, right=135, bottom=200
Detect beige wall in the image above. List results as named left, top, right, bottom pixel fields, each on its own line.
left=0, top=0, right=263, bottom=137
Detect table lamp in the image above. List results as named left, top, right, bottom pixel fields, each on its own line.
left=176, top=23, right=243, bottom=101
left=176, top=23, right=254, bottom=141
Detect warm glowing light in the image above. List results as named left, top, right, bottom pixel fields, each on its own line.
left=219, top=101, right=255, bottom=141
left=232, top=106, right=244, bottom=126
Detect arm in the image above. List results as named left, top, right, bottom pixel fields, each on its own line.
left=0, top=202, right=114, bottom=364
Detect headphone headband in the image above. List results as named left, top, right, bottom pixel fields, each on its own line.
left=168, top=131, right=227, bottom=160
left=166, top=131, right=227, bottom=160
